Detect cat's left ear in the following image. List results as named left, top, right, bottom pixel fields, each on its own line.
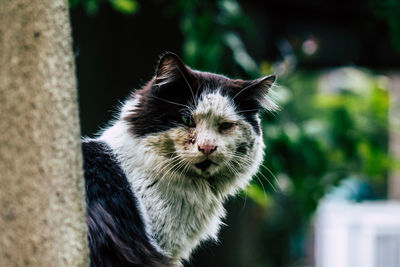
left=239, top=75, right=277, bottom=110
left=154, top=52, right=191, bottom=87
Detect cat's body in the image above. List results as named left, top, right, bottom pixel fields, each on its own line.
left=83, top=53, right=276, bottom=266
left=83, top=140, right=170, bottom=266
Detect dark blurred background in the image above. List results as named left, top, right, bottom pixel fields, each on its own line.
left=69, top=0, right=400, bottom=266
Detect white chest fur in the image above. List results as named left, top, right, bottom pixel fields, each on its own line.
left=135, top=177, right=225, bottom=259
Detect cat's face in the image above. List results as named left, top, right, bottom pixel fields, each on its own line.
left=171, top=90, right=256, bottom=178
left=124, top=53, right=275, bottom=193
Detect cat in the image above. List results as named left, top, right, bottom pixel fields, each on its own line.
left=82, top=52, right=276, bottom=266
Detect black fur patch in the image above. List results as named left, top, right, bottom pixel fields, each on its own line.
left=125, top=53, right=274, bottom=137
left=82, top=140, right=172, bottom=267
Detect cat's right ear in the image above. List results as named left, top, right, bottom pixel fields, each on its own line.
left=154, top=52, right=190, bottom=87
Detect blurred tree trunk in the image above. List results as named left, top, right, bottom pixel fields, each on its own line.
left=0, top=0, right=89, bottom=266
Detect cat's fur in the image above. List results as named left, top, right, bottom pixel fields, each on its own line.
left=83, top=52, right=276, bottom=266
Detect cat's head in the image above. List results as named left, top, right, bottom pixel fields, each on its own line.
left=124, top=52, right=276, bottom=195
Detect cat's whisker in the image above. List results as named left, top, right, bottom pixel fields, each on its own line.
left=176, top=65, right=196, bottom=106
left=253, top=174, right=268, bottom=202
left=162, top=149, right=191, bottom=157
left=240, top=188, right=249, bottom=214
left=159, top=158, right=184, bottom=183
left=248, top=159, right=282, bottom=192
left=224, top=158, right=241, bottom=178
left=229, top=157, right=271, bottom=202
left=155, top=154, right=181, bottom=169
left=230, top=153, right=279, bottom=193
left=255, top=170, right=278, bottom=193
left=231, top=83, right=254, bottom=101
left=168, top=157, right=188, bottom=179
left=228, top=162, right=240, bottom=177
left=158, top=158, right=181, bottom=174
left=180, top=160, right=193, bottom=181
left=222, top=159, right=235, bottom=176
left=258, top=164, right=283, bottom=191
left=151, top=95, right=191, bottom=109
left=228, top=158, right=271, bottom=203
left=170, top=161, right=186, bottom=180
left=164, top=154, right=182, bottom=161
left=151, top=162, right=177, bottom=183
left=167, top=160, right=190, bottom=187
left=236, top=108, right=260, bottom=114
left=172, top=160, right=187, bottom=176
left=196, top=80, right=205, bottom=100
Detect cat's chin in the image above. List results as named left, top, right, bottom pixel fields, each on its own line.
left=194, top=159, right=217, bottom=172
left=188, top=160, right=221, bottom=178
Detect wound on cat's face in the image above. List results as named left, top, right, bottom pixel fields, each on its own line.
left=124, top=52, right=275, bottom=180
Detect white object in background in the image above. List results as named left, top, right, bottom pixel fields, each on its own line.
left=315, top=201, right=400, bottom=267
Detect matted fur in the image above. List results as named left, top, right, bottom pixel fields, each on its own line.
left=87, top=52, right=276, bottom=264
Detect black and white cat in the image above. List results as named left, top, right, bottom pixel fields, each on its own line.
left=82, top=52, right=276, bottom=266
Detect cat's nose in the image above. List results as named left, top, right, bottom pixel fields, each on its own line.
left=198, top=144, right=217, bottom=156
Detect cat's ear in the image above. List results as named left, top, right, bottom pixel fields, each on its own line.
left=250, top=75, right=275, bottom=96
left=154, top=52, right=190, bottom=87
left=237, top=75, right=277, bottom=110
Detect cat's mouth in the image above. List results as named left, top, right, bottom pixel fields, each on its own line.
left=194, top=159, right=217, bottom=172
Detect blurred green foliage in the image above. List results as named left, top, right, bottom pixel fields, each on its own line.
left=69, top=0, right=395, bottom=265
left=245, top=66, right=391, bottom=266
left=177, top=0, right=258, bottom=75
left=262, top=68, right=390, bottom=210
left=69, top=0, right=139, bottom=15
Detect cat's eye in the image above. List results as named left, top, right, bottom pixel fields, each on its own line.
left=219, top=122, right=234, bottom=131
left=182, top=116, right=195, bottom=127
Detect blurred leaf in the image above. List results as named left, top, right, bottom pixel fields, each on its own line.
left=110, top=0, right=139, bottom=15
left=246, top=183, right=273, bottom=208
left=224, top=32, right=259, bottom=76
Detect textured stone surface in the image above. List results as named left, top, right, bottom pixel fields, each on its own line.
left=0, top=0, right=89, bottom=266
